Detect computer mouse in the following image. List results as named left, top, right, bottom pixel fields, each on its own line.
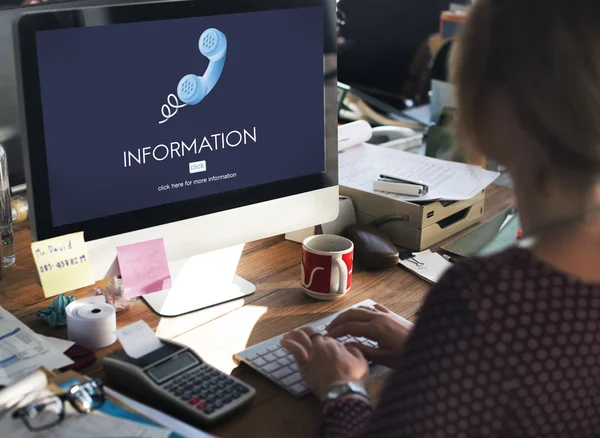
left=345, top=223, right=399, bottom=270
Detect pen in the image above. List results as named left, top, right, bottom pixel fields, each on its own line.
left=441, top=254, right=455, bottom=263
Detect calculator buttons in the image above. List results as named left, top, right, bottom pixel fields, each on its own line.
left=235, top=384, right=250, bottom=394
left=164, top=364, right=253, bottom=420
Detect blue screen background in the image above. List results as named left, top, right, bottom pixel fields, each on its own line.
left=35, top=6, right=325, bottom=226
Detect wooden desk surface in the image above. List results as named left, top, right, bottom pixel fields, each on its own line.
left=0, top=185, right=512, bottom=437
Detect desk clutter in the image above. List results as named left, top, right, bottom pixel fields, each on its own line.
left=337, top=124, right=498, bottom=251
left=0, top=305, right=74, bottom=386
left=30, top=232, right=173, bottom=301
left=0, top=310, right=255, bottom=434
left=106, top=322, right=256, bottom=426
left=0, top=369, right=214, bottom=437
left=285, top=121, right=502, bottom=281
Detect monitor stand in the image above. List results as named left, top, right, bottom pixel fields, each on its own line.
left=142, top=244, right=256, bottom=317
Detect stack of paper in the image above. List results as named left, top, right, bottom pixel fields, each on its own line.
left=398, top=250, right=453, bottom=284
left=339, top=143, right=499, bottom=202
left=0, top=307, right=73, bottom=386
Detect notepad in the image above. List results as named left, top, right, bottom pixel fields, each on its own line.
left=31, top=232, right=95, bottom=298
left=398, top=250, right=453, bottom=284
left=117, top=238, right=172, bottom=298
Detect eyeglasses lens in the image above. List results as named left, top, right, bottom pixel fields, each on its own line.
left=23, top=396, right=63, bottom=430
left=71, top=380, right=105, bottom=412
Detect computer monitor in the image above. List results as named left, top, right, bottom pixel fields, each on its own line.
left=15, top=0, right=338, bottom=316
left=1, top=0, right=168, bottom=189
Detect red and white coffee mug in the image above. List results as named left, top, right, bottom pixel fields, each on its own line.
left=301, top=234, right=353, bottom=300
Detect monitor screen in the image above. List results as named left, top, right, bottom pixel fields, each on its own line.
left=34, top=6, right=325, bottom=227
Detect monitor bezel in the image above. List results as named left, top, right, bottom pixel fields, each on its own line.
left=15, top=0, right=337, bottom=241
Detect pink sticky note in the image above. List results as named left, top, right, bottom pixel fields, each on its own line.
left=116, top=238, right=172, bottom=298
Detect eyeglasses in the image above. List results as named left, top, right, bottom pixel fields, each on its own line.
left=12, top=379, right=105, bottom=432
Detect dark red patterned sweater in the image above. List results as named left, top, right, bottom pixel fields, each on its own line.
left=322, top=246, right=600, bottom=437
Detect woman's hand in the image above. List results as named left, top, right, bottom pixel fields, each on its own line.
left=281, top=326, right=369, bottom=399
left=325, top=304, right=412, bottom=368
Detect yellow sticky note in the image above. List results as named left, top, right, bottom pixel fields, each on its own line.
left=31, top=232, right=95, bottom=298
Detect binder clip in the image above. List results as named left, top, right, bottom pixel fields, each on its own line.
left=399, top=250, right=425, bottom=268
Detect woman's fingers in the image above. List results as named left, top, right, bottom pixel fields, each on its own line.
left=286, top=328, right=314, bottom=350
left=374, top=303, right=390, bottom=313
left=344, top=344, right=366, bottom=361
left=326, top=321, right=380, bottom=340
left=280, top=337, right=310, bottom=365
left=282, top=328, right=316, bottom=363
left=326, top=308, right=377, bottom=331
left=344, top=342, right=384, bottom=361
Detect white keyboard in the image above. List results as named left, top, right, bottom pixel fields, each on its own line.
left=233, top=299, right=413, bottom=397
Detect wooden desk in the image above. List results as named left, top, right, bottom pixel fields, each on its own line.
left=0, top=185, right=512, bottom=437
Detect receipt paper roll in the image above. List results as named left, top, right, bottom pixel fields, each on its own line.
left=66, top=296, right=117, bottom=349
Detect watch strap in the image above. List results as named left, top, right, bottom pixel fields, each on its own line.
left=322, top=381, right=370, bottom=405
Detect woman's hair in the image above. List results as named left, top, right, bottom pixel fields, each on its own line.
left=451, top=0, right=600, bottom=180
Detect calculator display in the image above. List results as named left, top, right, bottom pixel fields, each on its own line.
left=147, top=352, right=198, bottom=383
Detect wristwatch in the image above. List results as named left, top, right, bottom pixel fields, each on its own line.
left=321, top=381, right=370, bottom=405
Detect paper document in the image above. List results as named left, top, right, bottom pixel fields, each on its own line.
left=338, top=120, right=372, bottom=151
left=398, top=250, right=453, bottom=284
left=116, top=320, right=163, bottom=359
left=31, top=231, right=95, bottom=298
left=0, top=307, right=73, bottom=386
left=0, top=370, right=48, bottom=411
left=339, top=144, right=499, bottom=202
left=107, top=388, right=216, bottom=438
left=39, top=335, right=75, bottom=353
left=0, top=389, right=170, bottom=438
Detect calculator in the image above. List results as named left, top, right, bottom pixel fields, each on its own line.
left=103, top=338, right=255, bottom=426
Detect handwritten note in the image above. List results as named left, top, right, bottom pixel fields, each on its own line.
left=31, top=232, right=95, bottom=298
left=116, top=238, right=172, bottom=298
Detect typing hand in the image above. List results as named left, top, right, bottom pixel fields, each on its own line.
left=281, top=326, right=368, bottom=399
left=326, top=304, right=412, bottom=369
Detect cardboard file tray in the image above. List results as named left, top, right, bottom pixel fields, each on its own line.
left=339, top=186, right=485, bottom=251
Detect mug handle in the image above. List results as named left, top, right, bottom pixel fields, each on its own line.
left=333, top=258, right=348, bottom=295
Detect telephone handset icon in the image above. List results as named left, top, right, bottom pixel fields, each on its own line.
left=177, top=28, right=227, bottom=105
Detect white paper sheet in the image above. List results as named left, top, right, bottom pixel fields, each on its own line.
left=398, top=250, right=453, bottom=284
left=338, top=120, right=372, bottom=151
left=38, top=336, right=75, bottom=353
left=0, top=388, right=170, bottom=438
left=0, top=307, right=73, bottom=386
left=0, top=370, right=48, bottom=411
left=116, top=321, right=163, bottom=359
left=339, top=143, right=500, bottom=202
left=106, top=388, right=215, bottom=438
